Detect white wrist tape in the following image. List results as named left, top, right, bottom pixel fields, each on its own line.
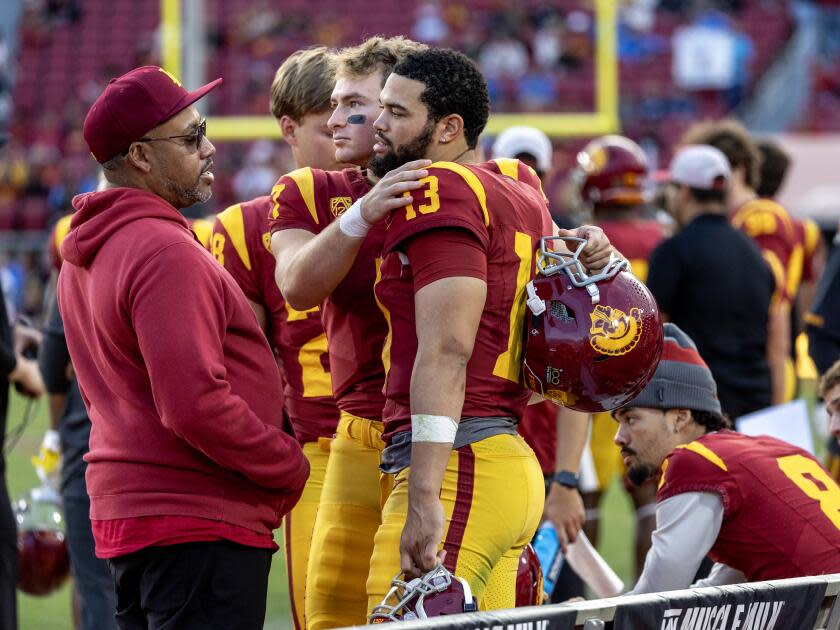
left=338, top=198, right=372, bottom=238
left=411, top=414, right=458, bottom=443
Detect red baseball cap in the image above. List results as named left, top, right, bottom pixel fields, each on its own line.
left=83, top=66, right=222, bottom=163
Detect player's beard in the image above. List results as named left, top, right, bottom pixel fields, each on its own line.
left=621, top=447, right=657, bottom=485
left=626, top=461, right=656, bottom=486
left=369, top=121, right=436, bottom=179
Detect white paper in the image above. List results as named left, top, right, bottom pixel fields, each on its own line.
left=565, top=531, right=624, bottom=598
left=736, top=399, right=814, bottom=455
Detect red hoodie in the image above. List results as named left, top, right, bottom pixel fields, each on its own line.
left=58, top=188, right=308, bottom=557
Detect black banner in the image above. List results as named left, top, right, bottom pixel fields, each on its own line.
left=612, top=581, right=827, bottom=630
left=366, top=606, right=578, bottom=630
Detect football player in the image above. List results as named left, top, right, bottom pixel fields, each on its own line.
left=755, top=137, right=825, bottom=397
left=268, top=36, right=429, bottom=629
left=616, top=323, right=840, bottom=595
left=821, top=360, right=840, bottom=448
left=365, top=48, right=612, bottom=610
left=210, top=47, right=345, bottom=630
left=680, top=120, right=796, bottom=409
left=572, top=135, right=667, bottom=581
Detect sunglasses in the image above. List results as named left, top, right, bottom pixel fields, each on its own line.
left=138, top=119, right=207, bottom=152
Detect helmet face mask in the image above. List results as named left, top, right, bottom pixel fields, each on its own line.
left=369, top=565, right=478, bottom=622
left=523, top=237, right=664, bottom=412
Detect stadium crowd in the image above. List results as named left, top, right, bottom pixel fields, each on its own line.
left=0, top=1, right=839, bottom=630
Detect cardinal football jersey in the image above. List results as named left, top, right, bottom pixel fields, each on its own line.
left=267, top=167, right=387, bottom=420
left=212, top=197, right=338, bottom=444
left=374, top=159, right=554, bottom=443
left=657, top=430, right=840, bottom=581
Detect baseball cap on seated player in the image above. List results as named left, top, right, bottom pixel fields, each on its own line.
left=667, top=144, right=731, bottom=191
left=492, top=126, right=553, bottom=173
left=83, top=66, right=222, bottom=163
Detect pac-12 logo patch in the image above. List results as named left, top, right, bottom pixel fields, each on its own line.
left=589, top=304, right=643, bottom=356
left=330, top=196, right=352, bottom=217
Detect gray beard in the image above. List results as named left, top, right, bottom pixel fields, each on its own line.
left=163, top=174, right=211, bottom=208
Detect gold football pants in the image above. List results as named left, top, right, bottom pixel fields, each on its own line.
left=284, top=440, right=330, bottom=630
left=366, top=433, right=544, bottom=613
left=304, top=412, right=390, bottom=630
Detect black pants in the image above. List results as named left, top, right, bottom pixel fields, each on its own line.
left=64, top=489, right=117, bottom=630
left=107, top=540, right=272, bottom=630
left=0, top=471, right=15, bottom=630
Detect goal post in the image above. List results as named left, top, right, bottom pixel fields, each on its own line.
left=159, top=0, right=619, bottom=140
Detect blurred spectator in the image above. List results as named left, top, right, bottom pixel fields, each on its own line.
left=478, top=31, right=529, bottom=79
left=815, top=0, right=840, bottom=64
left=672, top=10, right=754, bottom=108
left=413, top=1, right=449, bottom=44
left=232, top=140, right=280, bottom=202
left=518, top=66, right=557, bottom=111
left=532, top=15, right=564, bottom=70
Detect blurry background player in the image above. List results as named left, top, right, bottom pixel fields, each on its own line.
left=0, top=126, right=46, bottom=630
left=616, top=324, right=840, bottom=595
left=210, top=47, right=344, bottom=630
left=755, top=137, right=825, bottom=398
left=366, top=47, right=612, bottom=611
left=268, top=37, right=428, bottom=629
left=808, top=222, right=840, bottom=482
left=679, top=120, right=796, bottom=412
left=571, top=135, right=666, bottom=582
left=38, top=184, right=117, bottom=630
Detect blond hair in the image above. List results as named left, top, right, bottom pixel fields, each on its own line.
left=820, top=359, right=840, bottom=400
left=336, top=36, right=427, bottom=85
left=270, top=47, right=337, bottom=121
left=679, top=119, right=762, bottom=190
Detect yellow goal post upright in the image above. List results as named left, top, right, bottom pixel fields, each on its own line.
left=159, top=0, right=619, bottom=140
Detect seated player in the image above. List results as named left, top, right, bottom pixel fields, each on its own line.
left=821, top=359, right=840, bottom=448
left=614, top=324, right=840, bottom=594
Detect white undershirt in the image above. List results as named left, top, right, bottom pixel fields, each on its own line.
left=628, top=491, right=746, bottom=595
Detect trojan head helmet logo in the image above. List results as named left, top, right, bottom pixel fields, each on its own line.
left=521, top=235, right=664, bottom=412
left=589, top=305, right=643, bottom=356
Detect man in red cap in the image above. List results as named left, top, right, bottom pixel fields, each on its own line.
left=57, top=66, right=309, bottom=630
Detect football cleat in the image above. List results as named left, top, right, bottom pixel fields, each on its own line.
left=522, top=236, right=663, bottom=412
left=369, top=565, right=478, bottom=622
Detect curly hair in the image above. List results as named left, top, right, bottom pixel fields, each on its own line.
left=691, top=409, right=733, bottom=432
left=270, top=47, right=336, bottom=121
left=679, top=119, right=762, bottom=190
left=336, top=36, right=427, bottom=86
left=392, top=48, right=489, bottom=149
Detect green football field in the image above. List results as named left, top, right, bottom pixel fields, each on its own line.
left=5, top=391, right=638, bottom=630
